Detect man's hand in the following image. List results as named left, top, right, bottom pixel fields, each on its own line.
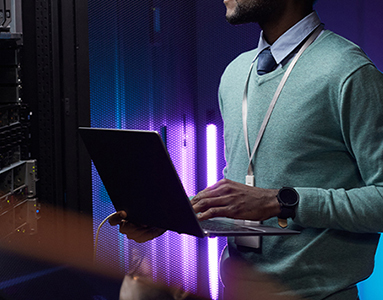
left=191, top=179, right=280, bottom=222
left=109, top=211, right=166, bottom=243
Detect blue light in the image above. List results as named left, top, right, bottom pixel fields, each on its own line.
left=358, top=240, right=383, bottom=299
left=153, top=7, right=161, bottom=33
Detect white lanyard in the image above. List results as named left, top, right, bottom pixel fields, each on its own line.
left=242, top=25, right=323, bottom=185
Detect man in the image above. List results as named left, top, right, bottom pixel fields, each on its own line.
left=112, top=0, right=383, bottom=299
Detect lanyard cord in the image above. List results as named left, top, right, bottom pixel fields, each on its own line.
left=242, top=24, right=324, bottom=177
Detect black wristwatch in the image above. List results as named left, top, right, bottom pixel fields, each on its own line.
left=276, top=187, right=299, bottom=228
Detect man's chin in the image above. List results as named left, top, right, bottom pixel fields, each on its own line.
left=225, top=7, right=257, bottom=25
left=226, top=15, right=252, bottom=25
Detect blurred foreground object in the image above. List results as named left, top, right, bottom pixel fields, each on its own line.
left=119, top=275, right=210, bottom=300
left=221, top=256, right=301, bottom=300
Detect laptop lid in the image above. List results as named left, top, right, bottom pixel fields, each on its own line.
left=79, top=127, right=299, bottom=238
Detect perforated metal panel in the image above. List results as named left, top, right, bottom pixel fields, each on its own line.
left=88, top=0, right=204, bottom=295
left=88, top=1, right=258, bottom=298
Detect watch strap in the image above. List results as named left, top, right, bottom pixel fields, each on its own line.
left=278, top=218, right=288, bottom=228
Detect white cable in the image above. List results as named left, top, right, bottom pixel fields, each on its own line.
left=93, top=212, right=119, bottom=263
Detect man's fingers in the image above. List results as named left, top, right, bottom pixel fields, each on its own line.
left=120, top=222, right=165, bottom=243
left=193, top=193, right=231, bottom=214
left=120, top=221, right=144, bottom=234
left=191, top=180, right=225, bottom=205
left=120, top=221, right=144, bottom=237
left=108, top=210, right=165, bottom=243
left=196, top=206, right=228, bottom=221
left=191, top=183, right=228, bottom=211
left=108, top=210, right=128, bottom=226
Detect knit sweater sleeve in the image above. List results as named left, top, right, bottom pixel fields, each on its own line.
left=294, top=64, right=383, bottom=233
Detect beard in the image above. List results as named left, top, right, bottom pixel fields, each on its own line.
left=226, top=0, right=279, bottom=25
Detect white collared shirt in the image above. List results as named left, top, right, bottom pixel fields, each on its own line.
left=253, top=11, right=323, bottom=68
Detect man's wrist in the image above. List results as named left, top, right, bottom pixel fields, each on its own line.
left=265, top=189, right=282, bottom=218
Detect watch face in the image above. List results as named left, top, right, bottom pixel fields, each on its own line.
left=279, top=188, right=299, bottom=206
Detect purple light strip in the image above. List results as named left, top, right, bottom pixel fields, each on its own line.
left=206, top=124, right=219, bottom=299
left=207, top=124, right=218, bottom=187
left=114, top=46, right=126, bottom=129
left=208, top=237, right=219, bottom=300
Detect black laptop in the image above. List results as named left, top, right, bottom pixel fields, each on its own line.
left=79, top=127, right=299, bottom=238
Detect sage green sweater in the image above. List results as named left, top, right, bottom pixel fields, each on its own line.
left=219, top=30, right=383, bottom=299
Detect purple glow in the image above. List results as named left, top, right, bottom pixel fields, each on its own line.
left=208, top=237, right=219, bottom=300
left=165, top=232, right=171, bottom=285
left=207, top=124, right=218, bottom=187
left=151, top=239, right=158, bottom=281
left=162, top=232, right=170, bottom=285
left=164, top=119, right=197, bottom=292
left=206, top=124, right=220, bottom=299
left=179, top=120, right=197, bottom=293
left=114, top=46, right=126, bottom=130
left=92, top=118, right=203, bottom=295
left=182, top=234, right=197, bottom=293
left=180, top=120, right=196, bottom=196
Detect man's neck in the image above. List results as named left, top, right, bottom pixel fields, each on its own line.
left=260, top=5, right=313, bottom=45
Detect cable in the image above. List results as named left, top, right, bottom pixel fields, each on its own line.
left=93, top=212, right=119, bottom=263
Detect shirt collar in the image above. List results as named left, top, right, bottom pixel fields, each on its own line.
left=254, top=11, right=322, bottom=64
